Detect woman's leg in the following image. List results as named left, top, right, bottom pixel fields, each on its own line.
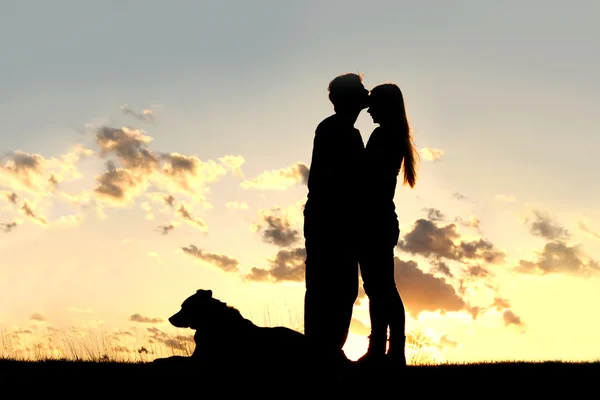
left=366, top=290, right=388, bottom=355
left=386, top=287, right=406, bottom=366
left=357, top=245, right=389, bottom=364
left=382, top=244, right=406, bottom=366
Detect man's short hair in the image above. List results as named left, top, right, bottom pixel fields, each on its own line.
left=328, top=73, right=366, bottom=110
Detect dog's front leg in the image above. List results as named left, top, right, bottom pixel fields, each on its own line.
left=152, top=355, right=190, bottom=366
left=189, top=347, right=211, bottom=368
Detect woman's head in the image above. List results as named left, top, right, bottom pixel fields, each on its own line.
left=367, top=83, right=407, bottom=127
left=368, top=83, right=419, bottom=188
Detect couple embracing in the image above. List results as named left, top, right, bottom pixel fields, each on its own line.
left=303, top=73, right=419, bottom=370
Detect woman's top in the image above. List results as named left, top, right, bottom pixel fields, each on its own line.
left=362, top=126, right=404, bottom=230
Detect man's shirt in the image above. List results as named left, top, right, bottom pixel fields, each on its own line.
left=304, top=114, right=364, bottom=235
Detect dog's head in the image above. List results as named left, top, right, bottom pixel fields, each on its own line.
left=168, top=289, right=213, bottom=330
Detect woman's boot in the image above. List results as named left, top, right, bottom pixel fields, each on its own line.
left=356, top=330, right=388, bottom=368
left=356, top=297, right=388, bottom=368
left=386, top=334, right=407, bottom=368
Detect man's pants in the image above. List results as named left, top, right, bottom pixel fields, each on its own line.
left=304, top=236, right=358, bottom=358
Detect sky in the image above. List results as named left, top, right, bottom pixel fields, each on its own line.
left=1, top=0, right=599, bottom=363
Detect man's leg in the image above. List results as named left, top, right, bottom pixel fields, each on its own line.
left=304, top=237, right=322, bottom=352
left=319, top=249, right=358, bottom=363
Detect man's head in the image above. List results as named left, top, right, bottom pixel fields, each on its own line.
left=328, top=73, right=369, bottom=114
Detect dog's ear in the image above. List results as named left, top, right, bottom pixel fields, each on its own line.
left=196, top=289, right=213, bottom=297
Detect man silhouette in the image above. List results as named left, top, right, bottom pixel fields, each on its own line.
left=303, top=72, right=369, bottom=368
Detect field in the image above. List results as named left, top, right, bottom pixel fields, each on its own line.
left=1, top=358, right=597, bottom=396
left=1, top=325, right=597, bottom=396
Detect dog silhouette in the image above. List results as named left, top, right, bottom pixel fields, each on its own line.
left=154, top=289, right=307, bottom=368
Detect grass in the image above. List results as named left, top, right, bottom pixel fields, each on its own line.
left=0, top=324, right=194, bottom=363
left=0, top=323, right=436, bottom=365
left=2, top=320, right=598, bottom=395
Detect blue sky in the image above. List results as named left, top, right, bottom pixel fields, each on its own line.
left=1, top=1, right=599, bottom=363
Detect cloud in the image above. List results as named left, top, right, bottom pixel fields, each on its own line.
left=419, top=147, right=444, bottom=161
left=0, top=147, right=87, bottom=196
left=48, top=173, right=59, bottom=187
left=164, top=195, right=176, bottom=207
left=226, top=201, right=249, bottom=210
left=157, top=153, right=227, bottom=200
left=243, top=208, right=513, bottom=324
left=432, top=259, right=453, bottom=278
left=140, top=201, right=155, bottom=220
left=0, top=151, right=46, bottom=191
left=146, top=327, right=194, bottom=350
left=147, top=251, right=164, bottom=264
left=503, top=309, right=525, bottom=328
left=452, top=192, right=470, bottom=202
left=578, top=220, right=600, bottom=242
left=112, top=329, right=134, bottom=337
left=516, top=240, right=600, bottom=277
left=96, top=127, right=157, bottom=171
left=121, top=105, right=156, bottom=124
left=140, top=201, right=152, bottom=212
left=397, top=218, right=505, bottom=265
left=524, top=210, right=570, bottom=241
left=465, top=265, right=491, bottom=279
left=93, top=127, right=157, bottom=204
left=29, top=312, right=47, bottom=322
left=129, top=314, right=163, bottom=324
left=145, top=192, right=177, bottom=211
left=1, top=221, right=17, bottom=233
left=20, top=200, right=48, bottom=225
left=58, top=191, right=93, bottom=208
left=94, top=125, right=232, bottom=207
left=438, top=334, right=459, bottom=349
left=241, top=162, right=309, bottom=190
left=177, top=204, right=207, bottom=231
left=245, top=247, right=306, bottom=282
left=254, top=207, right=301, bottom=247
left=423, top=208, right=445, bottom=221
left=145, top=193, right=177, bottom=208
left=492, top=297, right=511, bottom=310
left=156, top=224, right=175, bottom=235
left=94, top=161, right=149, bottom=205
left=455, top=215, right=480, bottom=230
left=394, top=258, right=467, bottom=317
left=460, top=239, right=505, bottom=264
left=219, top=155, right=246, bottom=178
left=181, top=245, right=239, bottom=272
left=53, top=213, right=85, bottom=228
left=1, top=191, right=18, bottom=204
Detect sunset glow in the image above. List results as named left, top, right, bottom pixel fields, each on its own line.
left=1, top=1, right=599, bottom=364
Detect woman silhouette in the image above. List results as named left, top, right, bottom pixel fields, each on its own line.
left=357, top=83, right=419, bottom=368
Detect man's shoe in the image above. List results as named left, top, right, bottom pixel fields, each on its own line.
left=386, top=351, right=407, bottom=369
left=355, top=351, right=388, bottom=369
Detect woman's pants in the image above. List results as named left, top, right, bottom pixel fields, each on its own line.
left=359, top=225, right=405, bottom=354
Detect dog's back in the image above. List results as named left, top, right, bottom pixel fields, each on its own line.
left=251, top=326, right=307, bottom=364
